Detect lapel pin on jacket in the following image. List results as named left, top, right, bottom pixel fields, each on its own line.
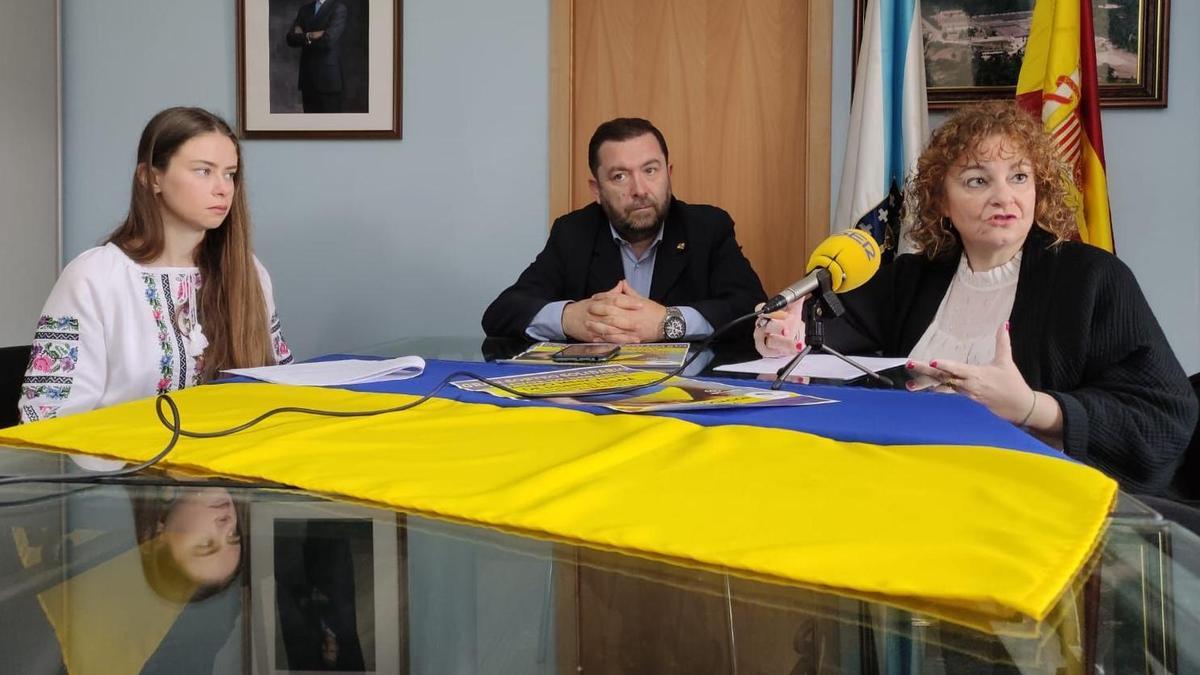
left=676, top=242, right=686, bottom=252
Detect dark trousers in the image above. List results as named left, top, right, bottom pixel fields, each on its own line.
left=302, top=90, right=343, bottom=113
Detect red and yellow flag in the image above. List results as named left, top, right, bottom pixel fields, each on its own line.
left=1016, top=0, right=1114, bottom=252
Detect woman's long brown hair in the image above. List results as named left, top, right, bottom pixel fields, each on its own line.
left=108, top=107, right=273, bottom=380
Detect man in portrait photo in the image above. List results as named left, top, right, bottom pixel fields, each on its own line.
left=285, top=0, right=349, bottom=113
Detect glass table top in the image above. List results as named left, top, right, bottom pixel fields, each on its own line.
left=2, top=335, right=1198, bottom=673
left=1, top=451, right=1196, bottom=675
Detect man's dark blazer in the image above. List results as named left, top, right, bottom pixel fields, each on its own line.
left=285, top=0, right=348, bottom=94
left=482, top=198, right=766, bottom=342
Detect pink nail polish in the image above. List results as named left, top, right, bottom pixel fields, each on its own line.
left=929, top=360, right=938, bottom=368
left=1005, top=321, right=1011, bottom=331
left=795, top=340, right=804, bottom=351
left=905, top=360, right=914, bottom=370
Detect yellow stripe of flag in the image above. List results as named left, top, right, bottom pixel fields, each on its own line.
left=1, top=383, right=1117, bottom=632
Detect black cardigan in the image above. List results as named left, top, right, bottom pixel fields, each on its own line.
left=828, top=228, right=1198, bottom=495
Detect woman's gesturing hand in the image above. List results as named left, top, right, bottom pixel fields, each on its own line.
left=753, top=300, right=807, bottom=357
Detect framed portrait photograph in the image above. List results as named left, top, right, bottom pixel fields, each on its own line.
left=237, top=0, right=403, bottom=138
left=249, top=498, right=407, bottom=674
left=853, top=0, right=1169, bottom=108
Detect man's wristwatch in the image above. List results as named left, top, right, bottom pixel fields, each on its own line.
left=661, top=307, right=686, bottom=340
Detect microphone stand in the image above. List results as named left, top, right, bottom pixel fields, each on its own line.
left=770, top=272, right=894, bottom=390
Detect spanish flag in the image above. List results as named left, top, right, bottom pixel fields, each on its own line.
left=1016, top=0, right=1114, bottom=252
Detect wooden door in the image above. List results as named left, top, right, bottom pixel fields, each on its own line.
left=550, top=0, right=833, bottom=297
left=548, top=3, right=834, bottom=670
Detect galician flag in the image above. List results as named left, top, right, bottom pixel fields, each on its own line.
left=835, top=0, right=929, bottom=255
left=1017, top=0, right=1114, bottom=252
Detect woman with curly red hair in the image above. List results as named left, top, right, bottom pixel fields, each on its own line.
left=756, top=100, right=1195, bottom=494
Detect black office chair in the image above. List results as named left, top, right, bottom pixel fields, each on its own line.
left=0, top=345, right=31, bottom=428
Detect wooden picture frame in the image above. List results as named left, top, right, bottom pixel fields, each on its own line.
left=853, top=0, right=1169, bottom=109
left=237, top=0, right=403, bottom=138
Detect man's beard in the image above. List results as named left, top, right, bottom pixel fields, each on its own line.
left=601, top=193, right=670, bottom=244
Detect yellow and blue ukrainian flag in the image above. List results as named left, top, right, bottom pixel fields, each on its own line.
left=1, top=359, right=1117, bottom=632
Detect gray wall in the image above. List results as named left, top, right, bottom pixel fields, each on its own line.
left=830, top=2, right=1200, bottom=374
left=0, top=0, right=59, bottom=346
left=62, top=0, right=549, bottom=360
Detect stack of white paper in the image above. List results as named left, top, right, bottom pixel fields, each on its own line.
left=223, top=356, right=426, bottom=386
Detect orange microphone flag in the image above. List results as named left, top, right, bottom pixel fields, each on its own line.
left=1016, top=0, right=1114, bottom=253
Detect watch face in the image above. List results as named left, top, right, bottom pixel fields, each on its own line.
left=664, top=315, right=686, bottom=340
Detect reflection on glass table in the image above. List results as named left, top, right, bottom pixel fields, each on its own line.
left=0, top=445, right=1198, bottom=674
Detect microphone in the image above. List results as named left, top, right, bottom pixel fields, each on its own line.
left=760, top=229, right=881, bottom=313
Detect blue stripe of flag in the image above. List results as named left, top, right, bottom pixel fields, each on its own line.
left=881, top=0, right=917, bottom=193
left=890, top=0, right=916, bottom=188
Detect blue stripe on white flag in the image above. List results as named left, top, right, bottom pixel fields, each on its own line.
left=833, top=0, right=928, bottom=254
left=880, top=0, right=897, bottom=194
left=889, top=0, right=916, bottom=186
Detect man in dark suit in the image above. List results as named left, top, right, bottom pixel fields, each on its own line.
left=483, top=118, right=766, bottom=343
left=285, top=0, right=348, bottom=113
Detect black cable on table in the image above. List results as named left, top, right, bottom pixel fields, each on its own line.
left=0, top=310, right=762, bottom=485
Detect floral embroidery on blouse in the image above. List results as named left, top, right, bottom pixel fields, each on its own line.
left=37, top=315, right=80, bottom=332
left=20, top=383, right=72, bottom=400
left=21, top=403, right=58, bottom=423
left=175, top=273, right=205, bottom=386
left=142, top=274, right=175, bottom=394
left=270, top=313, right=293, bottom=364
left=28, top=341, right=77, bottom=375
left=22, top=314, right=82, bottom=418
left=158, top=274, right=190, bottom=390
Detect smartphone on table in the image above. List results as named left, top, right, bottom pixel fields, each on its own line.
left=551, top=343, right=621, bottom=363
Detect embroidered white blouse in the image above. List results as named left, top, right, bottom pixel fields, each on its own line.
left=908, top=251, right=1022, bottom=366
left=18, top=243, right=292, bottom=423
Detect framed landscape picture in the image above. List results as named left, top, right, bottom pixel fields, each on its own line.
left=854, top=0, right=1169, bottom=108
left=238, top=0, right=403, bottom=138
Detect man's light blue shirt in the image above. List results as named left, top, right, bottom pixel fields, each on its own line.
left=526, top=224, right=715, bottom=341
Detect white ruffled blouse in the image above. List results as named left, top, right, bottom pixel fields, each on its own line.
left=908, top=251, right=1022, bottom=366
left=18, top=243, right=292, bottom=423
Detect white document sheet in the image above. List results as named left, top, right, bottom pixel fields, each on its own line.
left=223, top=356, right=426, bottom=386
left=713, top=354, right=907, bottom=381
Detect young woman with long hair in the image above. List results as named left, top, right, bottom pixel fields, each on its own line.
left=18, top=107, right=291, bottom=423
